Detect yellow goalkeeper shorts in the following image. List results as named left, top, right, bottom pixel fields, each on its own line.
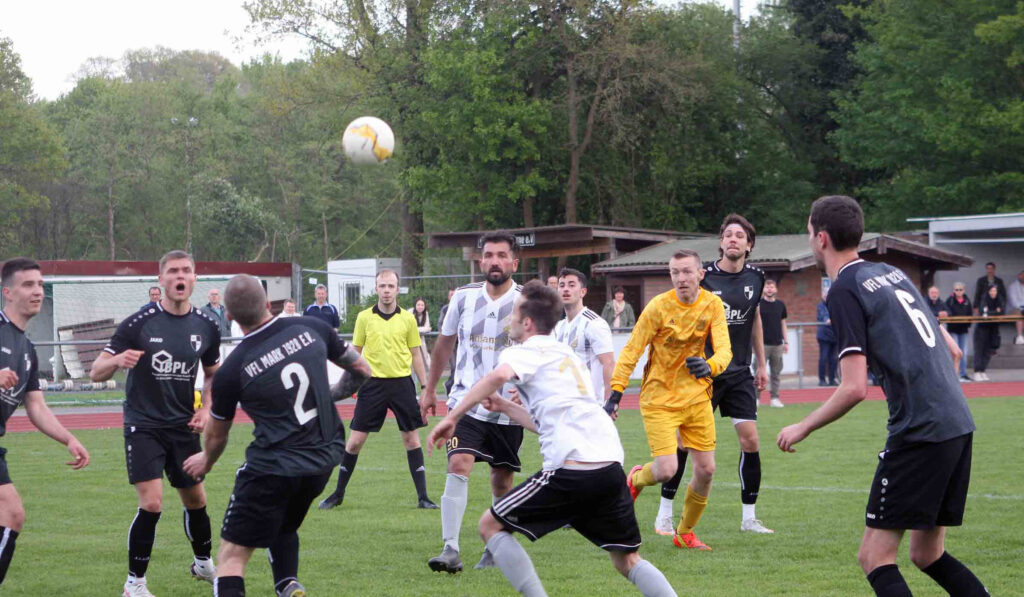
left=640, top=400, right=716, bottom=457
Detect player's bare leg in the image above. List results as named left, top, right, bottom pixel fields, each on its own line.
left=734, top=420, right=772, bottom=533
left=429, top=452, right=474, bottom=573
left=858, top=527, right=911, bottom=596
left=402, top=429, right=437, bottom=508
left=0, top=484, right=25, bottom=587
left=673, top=449, right=714, bottom=551
left=177, top=483, right=214, bottom=583
left=610, top=550, right=678, bottom=596
left=908, top=527, right=988, bottom=596
left=212, top=540, right=255, bottom=597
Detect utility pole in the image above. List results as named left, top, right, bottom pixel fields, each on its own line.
left=733, top=0, right=742, bottom=49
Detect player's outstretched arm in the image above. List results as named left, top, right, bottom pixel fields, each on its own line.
left=89, top=349, right=144, bottom=382
left=777, top=354, right=868, bottom=452
left=481, top=395, right=537, bottom=433
left=23, top=391, right=89, bottom=469
left=183, top=417, right=232, bottom=480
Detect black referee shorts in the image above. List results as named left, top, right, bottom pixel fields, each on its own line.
left=711, top=371, right=758, bottom=421
left=220, top=465, right=332, bottom=548
left=124, top=425, right=202, bottom=488
left=349, top=377, right=425, bottom=433
left=491, top=464, right=642, bottom=552
left=865, top=433, right=973, bottom=530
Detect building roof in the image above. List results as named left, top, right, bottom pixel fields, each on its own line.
left=907, top=212, right=1024, bottom=243
left=36, top=260, right=293, bottom=277
left=592, top=233, right=973, bottom=274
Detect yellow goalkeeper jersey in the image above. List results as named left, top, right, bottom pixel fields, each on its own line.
left=610, top=288, right=731, bottom=409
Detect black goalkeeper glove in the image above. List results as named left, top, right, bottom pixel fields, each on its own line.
left=603, top=390, right=623, bottom=416
left=685, top=356, right=712, bottom=379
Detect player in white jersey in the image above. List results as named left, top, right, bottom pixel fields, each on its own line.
left=553, top=268, right=615, bottom=404
left=428, top=281, right=677, bottom=597
left=420, top=232, right=524, bottom=574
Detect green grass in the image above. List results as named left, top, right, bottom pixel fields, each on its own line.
left=3, top=398, right=1021, bottom=596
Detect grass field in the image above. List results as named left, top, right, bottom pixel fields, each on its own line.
left=3, top=397, right=1021, bottom=596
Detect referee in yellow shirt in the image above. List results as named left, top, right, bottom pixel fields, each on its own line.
left=605, top=249, right=731, bottom=551
left=319, top=270, right=439, bottom=510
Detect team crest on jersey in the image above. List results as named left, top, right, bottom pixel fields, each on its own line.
left=744, top=285, right=754, bottom=300
left=190, top=334, right=203, bottom=352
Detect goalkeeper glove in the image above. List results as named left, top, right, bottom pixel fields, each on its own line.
left=603, top=390, right=623, bottom=416
left=685, top=356, right=712, bottom=378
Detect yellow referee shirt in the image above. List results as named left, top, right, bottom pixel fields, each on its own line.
left=352, top=305, right=422, bottom=378
left=610, top=288, right=731, bottom=409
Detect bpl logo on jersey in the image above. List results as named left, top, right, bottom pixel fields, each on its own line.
left=190, top=335, right=203, bottom=352
left=151, top=350, right=196, bottom=376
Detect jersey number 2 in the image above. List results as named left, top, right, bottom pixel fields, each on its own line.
left=281, top=363, right=317, bottom=425
left=895, top=289, right=937, bottom=348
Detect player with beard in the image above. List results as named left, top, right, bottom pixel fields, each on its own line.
left=656, top=214, right=774, bottom=536
left=420, top=232, right=524, bottom=574
left=553, top=268, right=615, bottom=404
left=91, top=250, right=222, bottom=597
left=778, top=196, right=987, bottom=597
left=0, top=258, right=91, bottom=588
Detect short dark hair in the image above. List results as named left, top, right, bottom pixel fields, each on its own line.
left=985, top=262, right=996, bottom=268
left=613, top=286, right=626, bottom=296
left=670, top=249, right=702, bottom=267
left=718, top=213, right=756, bottom=258
left=518, top=280, right=560, bottom=334
left=1, top=258, right=41, bottom=288
left=810, top=195, right=863, bottom=252
left=149, top=286, right=161, bottom=293
left=159, top=249, right=194, bottom=274
left=558, top=267, right=588, bottom=288
left=225, top=275, right=268, bottom=328
left=479, top=231, right=519, bottom=257
left=764, top=278, right=777, bottom=286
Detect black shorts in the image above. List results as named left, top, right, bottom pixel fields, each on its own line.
left=220, top=465, right=332, bottom=548
left=711, top=371, right=758, bottom=420
left=350, top=377, right=425, bottom=433
left=0, top=447, right=10, bottom=486
left=491, top=464, right=642, bottom=552
left=124, top=425, right=202, bottom=488
left=446, top=415, right=523, bottom=472
left=865, top=433, right=973, bottom=530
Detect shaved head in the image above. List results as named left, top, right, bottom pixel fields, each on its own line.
left=225, top=275, right=269, bottom=328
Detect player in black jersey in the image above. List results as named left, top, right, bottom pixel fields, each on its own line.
left=657, top=214, right=774, bottom=536
left=183, top=275, right=371, bottom=597
left=778, top=196, right=987, bottom=597
left=0, top=258, right=90, bottom=588
left=91, top=250, right=223, bottom=597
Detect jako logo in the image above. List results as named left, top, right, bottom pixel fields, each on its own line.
left=151, top=350, right=195, bottom=376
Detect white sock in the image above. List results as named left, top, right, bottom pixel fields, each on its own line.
left=628, top=559, right=678, bottom=597
left=441, top=473, right=469, bottom=552
left=657, top=497, right=674, bottom=520
left=487, top=531, right=547, bottom=597
left=742, top=503, right=756, bottom=521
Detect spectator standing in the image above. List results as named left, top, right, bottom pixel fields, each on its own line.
left=973, top=262, right=1006, bottom=310
left=601, top=286, right=636, bottom=329
left=279, top=299, right=300, bottom=317
left=926, top=286, right=948, bottom=320
left=816, top=292, right=838, bottom=386
left=758, top=279, right=788, bottom=407
left=410, top=296, right=433, bottom=372
left=972, top=285, right=1004, bottom=381
left=944, top=283, right=973, bottom=382
left=141, top=286, right=161, bottom=311
left=202, top=289, right=232, bottom=338
left=304, top=284, right=340, bottom=329
left=1008, top=270, right=1024, bottom=345
left=546, top=275, right=559, bottom=290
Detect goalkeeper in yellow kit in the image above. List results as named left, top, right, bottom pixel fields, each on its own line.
left=605, top=249, right=732, bottom=551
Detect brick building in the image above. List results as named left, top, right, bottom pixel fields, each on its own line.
left=591, top=234, right=972, bottom=377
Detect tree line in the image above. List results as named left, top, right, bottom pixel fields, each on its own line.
left=2, top=0, right=1024, bottom=274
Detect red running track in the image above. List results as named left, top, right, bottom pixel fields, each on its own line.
left=6, top=382, right=1022, bottom=433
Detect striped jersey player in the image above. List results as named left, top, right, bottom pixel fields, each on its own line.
left=553, top=268, right=615, bottom=403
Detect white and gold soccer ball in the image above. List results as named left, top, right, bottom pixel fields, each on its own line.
left=342, top=116, right=395, bottom=165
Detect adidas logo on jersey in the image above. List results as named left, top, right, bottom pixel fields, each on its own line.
left=487, top=312, right=498, bottom=319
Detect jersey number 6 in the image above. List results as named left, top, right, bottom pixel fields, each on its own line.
left=281, top=362, right=317, bottom=425
left=895, top=289, right=937, bottom=348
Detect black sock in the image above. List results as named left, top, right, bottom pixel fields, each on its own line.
left=0, top=527, right=19, bottom=586
left=214, top=575, right=245, bottom=597
left=128, top=508, right=161, bottom=578
left=269, top=532, right=300, bottom=593
left=740, top=451, right=761, bottom=505
left=184, top=506, right=212, bottom=559
left=407, top=447, right=429, bottom=500
left=660, top=448, right=687, bottom=499
left=333, top=450, right=359, bottom=495
left=867, top=564, right=913, bottom=597
left=922, top=552, right=989, bottom=596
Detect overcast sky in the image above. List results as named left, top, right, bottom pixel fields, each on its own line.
left=3, top=0, right=761, bottom=100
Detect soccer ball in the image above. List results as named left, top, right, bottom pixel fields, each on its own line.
left=342, top=116, right=395, bottom=165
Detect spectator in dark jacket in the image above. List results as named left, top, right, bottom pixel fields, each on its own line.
left=816, top=295, right=838, bottom=386
left=304, top=284, right=341, bottom=328
left=972, top=285, right=1004, bottom=381
left=926, top=286, right=948, bottom=319
left=201, top=288, right=232, bottom=337
left=973, top=262, right=1006, bottom=311
left=945, top=282, right=972, bottom=381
